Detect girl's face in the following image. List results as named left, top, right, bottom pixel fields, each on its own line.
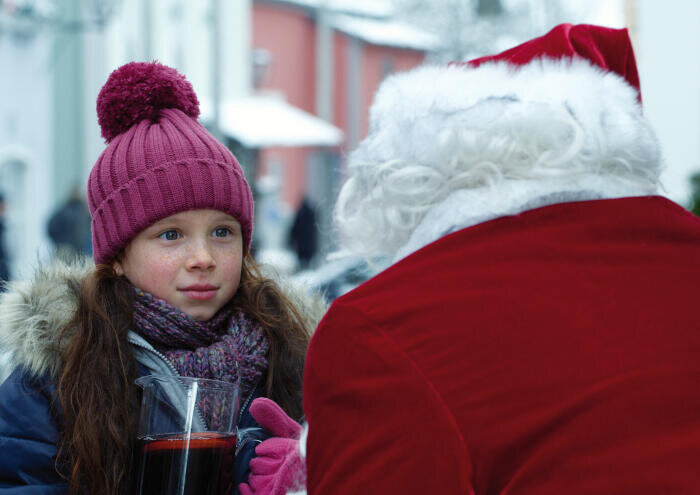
left=113, top=209, right=243, bottom=321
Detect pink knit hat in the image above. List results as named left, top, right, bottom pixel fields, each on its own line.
left=88, top=62, right=253, bottom=265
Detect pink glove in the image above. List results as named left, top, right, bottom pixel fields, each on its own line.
left=238, top=398, right=306, bottom=495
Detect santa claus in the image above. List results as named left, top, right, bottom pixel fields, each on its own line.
left=298, top=23, right=700, bottom=495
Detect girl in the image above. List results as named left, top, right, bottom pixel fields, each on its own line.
left=0, top=62, right=324, bottom=494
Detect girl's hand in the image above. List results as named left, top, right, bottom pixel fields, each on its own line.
left=239, top=398, right=306, bottom=495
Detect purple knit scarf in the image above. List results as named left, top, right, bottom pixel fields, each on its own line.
left=132, top=288, right=269, bottom=399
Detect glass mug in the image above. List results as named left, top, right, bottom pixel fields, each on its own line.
left=133, top=375, right=240, bottom=495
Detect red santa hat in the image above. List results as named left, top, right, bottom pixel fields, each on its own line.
left=464, top=23, right=641, bottom=100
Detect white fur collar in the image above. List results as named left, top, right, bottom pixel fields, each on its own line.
left=0, top=258, right=92, bottom=382
left=393, top=174, right=655, bottom=262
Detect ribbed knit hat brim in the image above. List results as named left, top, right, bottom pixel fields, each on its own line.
left=88, top=108, right=253, bottom=265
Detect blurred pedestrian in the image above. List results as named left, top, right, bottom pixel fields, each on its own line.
left=0, top=62, right=323, bottom=494
left=47, top=187, right=92, bottom=257
left=301, top=24, right=700, bottom=494
left=0, top=193, right=10, bottom=287
left=288, top=197, right=318, bottom=269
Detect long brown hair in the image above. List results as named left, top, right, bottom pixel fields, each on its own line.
left=57, top=254, right=311, bottom=494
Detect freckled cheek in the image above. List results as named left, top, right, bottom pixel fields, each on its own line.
left=219, top=256, right=243, bottom=287
left=140, top=252, right=182, bottom=286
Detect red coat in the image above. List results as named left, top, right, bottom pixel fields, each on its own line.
left=304, top=196, right=700, bottom=494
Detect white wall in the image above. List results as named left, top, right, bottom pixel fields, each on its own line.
left=634, top=0, right=700, bottom=205
left=82, top=0, right=252, bottom=181
left=0, top=32, right=55, bottom=279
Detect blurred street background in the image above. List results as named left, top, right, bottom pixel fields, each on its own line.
left=1, top=0, right=699, bottom=300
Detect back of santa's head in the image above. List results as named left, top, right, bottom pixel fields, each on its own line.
left=334, top=24, right=661, bottom=259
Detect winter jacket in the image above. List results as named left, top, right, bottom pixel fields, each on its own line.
left=304, top=196, right=700, bottom=494
left=0, top=366, right=264, bottom=493
left=0, top=259, right=326, bottom=494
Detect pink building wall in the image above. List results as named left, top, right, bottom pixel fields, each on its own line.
left=252, top=2, right=427, bottom=209
left=361, top=45, right=426, bottom=140
left=332, top=33, right=349, bottom=137
left=252, top=3, right=317, bottom=209
left=333, top=34, right=426, bottom=145
left=252, top=3, right=316, bottom=111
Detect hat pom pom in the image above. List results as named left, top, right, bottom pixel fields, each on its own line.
left=97, top=61, right=200, bottom=142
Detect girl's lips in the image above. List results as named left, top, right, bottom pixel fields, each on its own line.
left=179, top=286, right=218, bottom=301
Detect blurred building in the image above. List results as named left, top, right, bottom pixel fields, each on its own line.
left=0, top=0, right=342, bottom=276
left=2, top=0, right=696, bottom=279
left=0, top=0, right=435, bottom=276
left=0, top=0, right=61, bottom=278
left=252, top=0, right=437, bottom=262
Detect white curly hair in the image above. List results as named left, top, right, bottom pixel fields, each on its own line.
left=334, top=59, right=661, bottom=259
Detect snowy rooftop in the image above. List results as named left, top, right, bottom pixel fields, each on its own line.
left=274, top=0, right=394, bottom=18
left=201, top=95, right=344, bottom=148
left=329, top=14, right=440, bottom=51
left=268, top=0, right=437, bottom=51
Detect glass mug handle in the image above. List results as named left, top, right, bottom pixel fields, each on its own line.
left=237, top=427, right=265, bottom=456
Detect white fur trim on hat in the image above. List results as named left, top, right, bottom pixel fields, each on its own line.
left=360, top=58, right=658, bottom=177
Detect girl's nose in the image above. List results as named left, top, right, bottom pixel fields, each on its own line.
left=186, top=242, right=216, bottom=271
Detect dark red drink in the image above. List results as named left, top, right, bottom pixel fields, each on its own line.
left=134, top=432, right=237, bottom=495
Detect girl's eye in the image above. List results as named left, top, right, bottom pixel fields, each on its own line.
left=213, top=227, right=232, bottom=238
left=159, top=230, right=180, bottom=241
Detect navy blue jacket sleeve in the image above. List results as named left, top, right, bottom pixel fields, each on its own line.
left=0, top=368, right=67, bottom=494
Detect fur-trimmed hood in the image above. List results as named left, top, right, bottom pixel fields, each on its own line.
left=0, top=258, right=328, bottom=383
